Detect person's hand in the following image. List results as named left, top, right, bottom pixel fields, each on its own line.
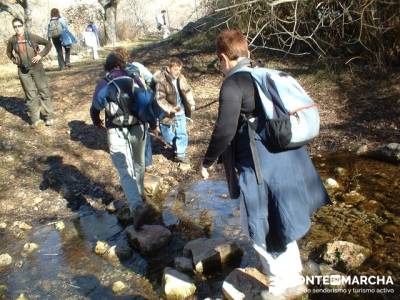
left=150, top=126, right=160, bottom=137
left=94, top=119, right=104, bottom=128
left=173, top=106, right=181, bottom=113
left=201, top=165, right=210, bottom=179
left=31, top=54, right=42, bottom=63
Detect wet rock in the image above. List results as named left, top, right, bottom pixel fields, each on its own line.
left=334, top=167, right=348, bottom=177
left=222, top=267, right=268, bottom=300
left=23, top=243, right=39, bottom=254
left=323, top=241, right=371, bottom=271
left=0, top=284, right=8, bottom=298
left=319, top=264, right=347, bottom=288
left=55, top=221, right=65, bottom=231
left=178, top=163, right=191, bottom=172
left=356, top=145, right=369, bottom=155
left=174, top=257, right=193, bottom=274
left=33, top=197, right=43, bottom=205
left=94, top=241, right=109, bottom=255
left=379, top=223, right=399, bottom=237
left=163, top=267, right=196, bottom=300
left=342, top=191, right=366, bottom=204
left=14, top=221, right=32, bottom=231
left=373, top=143, right=400, bottom=164
left=106, top=245, right=120, bottom=264
left=125, top=225, right=171, bottom=253
left=324, top=178, right=340, bottom=189
left=116, top=206, right=131, bottom=225
left=0, top=253, right=13, bottom=267
left=162, top=207, right=180, bottom=226
left=144, top=174, right=161, bottom=196
left=106, top=200, right=126, bottom=213
left=183, top=238, right=243, bottom=274
left=112, top=281, right=127, bottom=294
left=356, top=143, right=400, bottom=164
left=115, top=239, right=133, bottom=260
left=41, top=280, right=52, bottom=292
left=16, top=293, right=27, bottom=300
left=0, top=222, right=7, bottom=229
left=303, top=259, right=321, bottom=276
left=15, top=260, right=23, bottom=268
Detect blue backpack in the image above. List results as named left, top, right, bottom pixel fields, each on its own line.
left=104, top=76, right=157, bottom=127
left=237, top=66, right=320, bottom=150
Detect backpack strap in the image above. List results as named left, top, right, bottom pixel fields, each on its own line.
left=240, top=113, right=263, bottom=185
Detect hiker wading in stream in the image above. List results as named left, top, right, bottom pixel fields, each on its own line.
left=90, top=48, right=150, bottom=228
left=200, top=29, right=330, bottom=299
left=6, top=17, right=54, bottom=129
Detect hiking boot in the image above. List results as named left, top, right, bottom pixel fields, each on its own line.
left=45, top=119, right=54, bottom=126
left=116, top=206, right=132, bottom=225
left=175, top=156, right=189, bottom=164
left=131, top=203, right=151, bottom=230
left=30, top=120, right=40, bottom=129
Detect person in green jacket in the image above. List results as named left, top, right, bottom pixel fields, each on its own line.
left=6, top=17, right=54, bottom=128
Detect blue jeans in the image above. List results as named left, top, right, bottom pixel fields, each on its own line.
left=160, top=114, right=188, bottom=158
left=145, top=130, right=152, bottom=167
left=107, top=124, right=147, bottom=210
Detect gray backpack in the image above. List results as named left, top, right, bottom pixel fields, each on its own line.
left=49, top=18, right=63, bottom=38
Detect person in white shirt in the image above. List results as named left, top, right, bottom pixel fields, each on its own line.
left=156, top=10, right=170, bottom=39
left=83, top=25, right=99, bottom=60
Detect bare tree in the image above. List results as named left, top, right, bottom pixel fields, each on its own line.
left=0, top=0, right=32, bottom=29
left=204, top=0, right=400, bottom=67
left=98, top=0, right=120, bottom=45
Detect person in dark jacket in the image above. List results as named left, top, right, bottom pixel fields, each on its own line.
left=6, top=17, right=54, bottom=128
left=201, top=29, right=330, bottom=299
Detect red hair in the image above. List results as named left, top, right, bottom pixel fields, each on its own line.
left=216, top=29, right=248, bottom=60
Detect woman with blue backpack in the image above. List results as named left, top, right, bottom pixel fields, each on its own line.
left=201, top=29, right=330, bottom=299
left=48, top=8, right=76, bottom=70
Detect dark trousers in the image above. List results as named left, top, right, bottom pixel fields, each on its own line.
left=52, top=37, right=70, bottom=69
left=18, top=64, right=53, bottom=123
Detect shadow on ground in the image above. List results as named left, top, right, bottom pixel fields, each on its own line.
left=39, top=155, right=114, bottom=210
left=69, top=120, right=108, bottom=152
left=0, top=96, right=30, bottom=124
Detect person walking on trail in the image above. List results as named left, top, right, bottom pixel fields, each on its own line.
left=87, top=21, right=100, bottom=47
left=6, top=17, right=54, bottom=129
left=48, top=8, right=76, bottom=70
left=126, top=49, right=158, bottom=170
left=156, top=10, right=170, bottom=39
left=200, top=29, right=330, bottom=299
left=90, top=48, right=151, bottom=228
left=154, top=57, right=195, bottom=164
left=83, top=25, right=99, bottom=60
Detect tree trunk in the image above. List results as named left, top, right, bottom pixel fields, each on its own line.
left=22, top=1, right=32, bottom=30
left=104, top=5, right=117, bottom=45
left=98, top=0, right=120, bottom=45
left=0, top=0, right=24, bottom=19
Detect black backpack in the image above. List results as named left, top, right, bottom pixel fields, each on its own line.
left=104, top=75, right=140, bottom=127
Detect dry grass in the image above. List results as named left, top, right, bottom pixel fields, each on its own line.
left=0, top=63, right=18, bottom=81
